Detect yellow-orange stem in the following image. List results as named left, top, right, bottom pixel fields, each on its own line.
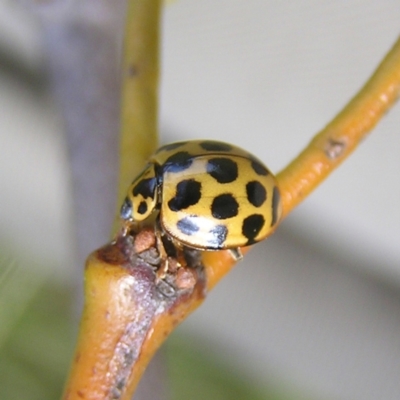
left=117, top=0, right=161, bottom=221
left=62, top=239, right=206, bottom=400
left=62, top=251, right=141, bottom=400
left=202, top=247, right=250, bottom=291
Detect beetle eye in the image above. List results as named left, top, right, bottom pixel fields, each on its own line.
left=120, top=197, right=133, bottom=220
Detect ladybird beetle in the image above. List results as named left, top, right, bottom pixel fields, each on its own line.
left=120, top=140, right=282, bottom=253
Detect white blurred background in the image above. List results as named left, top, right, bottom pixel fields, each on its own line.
left=1, top=1, right=400, bottom=399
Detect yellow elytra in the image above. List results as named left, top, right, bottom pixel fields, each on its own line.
left=120, top=140, right=282, bottom=251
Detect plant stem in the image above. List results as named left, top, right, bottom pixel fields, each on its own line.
left=118, top=0, right=161, bottom=216
left=276, top=36, right=400, bottom=218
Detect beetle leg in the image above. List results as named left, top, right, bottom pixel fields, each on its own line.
left=154, top=221, right=169, bottom=280
left=228, top=247, right=243, bottom=261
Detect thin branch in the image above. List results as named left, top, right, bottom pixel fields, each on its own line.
left=276, top=36, right=400, bottom=218
left=117, top=0, right=161, bottom=216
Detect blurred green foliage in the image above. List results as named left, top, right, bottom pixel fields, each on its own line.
left=0, top=253, right=76, bottom=400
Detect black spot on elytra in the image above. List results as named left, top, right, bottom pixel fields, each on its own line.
left=137, top=201, right=148, bottom=215
left=200, top=141, right=233, bottom=152
left=177, top=217, right=200, bottom=236
left=132, top=177, right=157, bottom=198
left=207, top=158, right=238, bottom=184
left=120, top=197, right=132, bottom=220
left=211, top=194, right=239, bottom=219
left=156, top=141, right=187, bottom=153
left=271, top=186, right=281, bottom=226
left=251, top=160, right=269, bottom=176
left=246, top=181, right=267, bottom=207
left=168, top=179, right=202, bottom=211
left=162, top=151, right=193, bottom=173
left=207, top=224, right=228, bottom=248
left=242, top=214, right=265, bottom=245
